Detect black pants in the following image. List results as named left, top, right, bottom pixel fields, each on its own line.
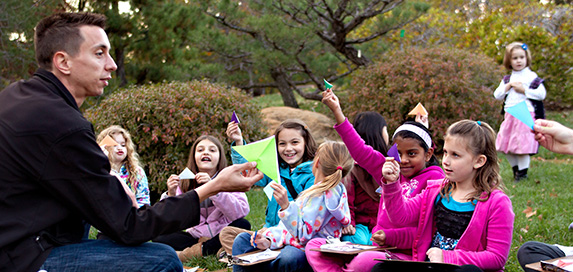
left=517, top=241, right=565, bottom=272
left=152, top=218, right=250, bottom=255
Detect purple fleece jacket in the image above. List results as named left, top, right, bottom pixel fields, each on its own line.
left=383, top=180, right=515, bottom=272
left=334, top=118, right=445, bottom=233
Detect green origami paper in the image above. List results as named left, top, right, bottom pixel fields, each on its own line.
left=324, top=79, right=333, bottom=90
left=232, top=136, right=280, bottom=184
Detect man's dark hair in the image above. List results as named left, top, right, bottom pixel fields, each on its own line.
left=34, top=12, right=106, bottom=69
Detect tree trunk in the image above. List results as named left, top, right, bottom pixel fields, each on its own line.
left=271, top=68, right=299, bottom=108
left=114, top=46, right=128, bottom=87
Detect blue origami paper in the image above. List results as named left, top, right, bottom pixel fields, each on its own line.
left=505, top=100, right=534, bottom=130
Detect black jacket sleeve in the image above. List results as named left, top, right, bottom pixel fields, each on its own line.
left=40, top=128, right=201, bottom=245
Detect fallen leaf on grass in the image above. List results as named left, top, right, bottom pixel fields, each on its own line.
left=522, top=206, right=537, bottom=218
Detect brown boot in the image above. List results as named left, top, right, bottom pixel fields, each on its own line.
left=177, top=242, right=202, bottom=263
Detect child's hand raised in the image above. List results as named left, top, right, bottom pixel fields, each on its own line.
left=270, top=182, right=290, bottom=210
left=321, top=89, right=346, bottom=125
left=166, top=174, right=180, bottom=197
left=415, top=113, right=429, bottom=129
left=382, top=158, right=400, bottom=183
left=226, top=122, right=243, bottom=146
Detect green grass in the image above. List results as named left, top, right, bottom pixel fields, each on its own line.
left=183, top=110, right=572, bottom=271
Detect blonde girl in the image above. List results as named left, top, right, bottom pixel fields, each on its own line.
left=345, top=120, right=514, bottom=272
left=97, top=125, right=150, bottom=207
left=494, top=42, right=546, bottom=181
left=233, top=141, right=353, bottom=272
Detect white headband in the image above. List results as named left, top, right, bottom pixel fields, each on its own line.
left=392, top=124, right=432, bottom=148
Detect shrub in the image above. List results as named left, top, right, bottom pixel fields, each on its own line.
left=85, top=81, right=269, bottom=198
left=346, top=46, right=505, bottom=150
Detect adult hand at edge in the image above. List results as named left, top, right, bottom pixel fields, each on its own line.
left=195, top=162, right=262, bottom=202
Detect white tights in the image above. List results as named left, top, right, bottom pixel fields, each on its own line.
left=505, top=154, right=530, bottom=170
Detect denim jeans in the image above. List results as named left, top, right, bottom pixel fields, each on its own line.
left=40, top=239, right=182, bottom=272
left=232, top=231, right=311, bottom=272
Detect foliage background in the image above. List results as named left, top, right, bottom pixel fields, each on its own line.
left=84, top=81, right=269, bottom=197
left=345, top=46, right=505, bottom=149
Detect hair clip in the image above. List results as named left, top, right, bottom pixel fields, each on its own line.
left=476, top=121, right=482, bottom=126
left=521, top=43, right=528, bottom=51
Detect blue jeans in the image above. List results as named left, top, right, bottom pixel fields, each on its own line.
left=40, top=239, right=182, bottom=272
left=232, top=232, right=311, bottom=272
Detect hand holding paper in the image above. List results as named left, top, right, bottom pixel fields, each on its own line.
left=232, top=136, right=281, bottom=200
left=534, top=119, right=573, bottom=155
left=179, top=167, right=196, bottom=179
left=408, top=103, right=429, bottom=128
left=382, top=159, right=400, bottom=183
left=231, top=111, right=241, bottom=124
left=324, top=79, right=333, bottom=90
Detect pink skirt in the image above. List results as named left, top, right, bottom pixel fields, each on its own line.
left=496, top=112, right=538, bottom=154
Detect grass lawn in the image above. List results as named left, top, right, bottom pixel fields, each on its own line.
left=183, top=96, right=572, bottom=271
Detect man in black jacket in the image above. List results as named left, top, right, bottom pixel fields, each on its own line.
left=0, top=12, right=263, bottom=272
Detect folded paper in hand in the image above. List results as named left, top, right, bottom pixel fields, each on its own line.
left=179, top=167, right=196, bottom=179
left=232, top=136, right=280, bottom=200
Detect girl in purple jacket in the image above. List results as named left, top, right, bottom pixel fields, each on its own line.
left=354, top=120, right=514, bottom=272
left=152, top=135, right=251, bottom=262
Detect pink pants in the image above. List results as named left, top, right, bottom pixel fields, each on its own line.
left=305, top=238, right=412, bottom=272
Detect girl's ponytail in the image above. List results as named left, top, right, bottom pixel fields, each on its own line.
left=297, top=142, right=353, bottom=201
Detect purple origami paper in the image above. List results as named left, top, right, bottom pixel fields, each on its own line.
left=231, top=111, right=240, bottom=124
left=387, top=143, right=401, bottom=162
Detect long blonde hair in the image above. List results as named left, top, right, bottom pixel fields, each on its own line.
left=297, top=141, right=354, bottom=201
left=97, top=125, right=142, bottom=191
left=440, top=120, right=504, bottom=202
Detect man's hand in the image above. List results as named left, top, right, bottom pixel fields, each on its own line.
left=195, top=162, right=262, bottom=202
left=533, top=119, right=573, bottom=155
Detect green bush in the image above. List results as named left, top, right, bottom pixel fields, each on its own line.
left=346, top=46, right=505, bottom=149
left=85, top=81, right=269, bottom=197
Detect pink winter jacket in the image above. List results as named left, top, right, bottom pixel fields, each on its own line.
left=382, top=180, right=515, bottom=272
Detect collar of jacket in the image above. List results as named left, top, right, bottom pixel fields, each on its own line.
left=34, top=68, right=80, bottom=112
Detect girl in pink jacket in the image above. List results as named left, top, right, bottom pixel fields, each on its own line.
left=352, top=120, right=514, bottom=272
